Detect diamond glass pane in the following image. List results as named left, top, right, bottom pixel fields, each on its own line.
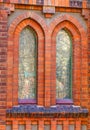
left=19, top=27, right=37, bottom=99
left=56, top=30, right=72, bottom=99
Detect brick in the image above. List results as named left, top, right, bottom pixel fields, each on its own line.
left=0, top=8, right=7, bottom=130
left=0, top=1, right=90, bottom=129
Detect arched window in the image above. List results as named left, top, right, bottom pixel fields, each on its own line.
left=18, top=26, right=37, bottom=101
left=56, top=29, right=72, bottom=99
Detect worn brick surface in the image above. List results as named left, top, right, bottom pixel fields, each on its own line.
left=88, top=8, right=90, bottom=130
left=0, top=0, right=90, bottom=130
left=0, top=7, right=8, bottom=130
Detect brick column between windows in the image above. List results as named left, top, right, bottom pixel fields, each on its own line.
left=76, top=120, right=81, bottom=130
left=51, top=120, right=56, bottom=130
left=63, top=120, right=69, bottom=130
left=39, top=120, right=44, bottom=130
left=13, top=120, right=18, bottom=130
left=45, top=34, right=51, bottom=107
left=26, top=120, right=31, bottom=130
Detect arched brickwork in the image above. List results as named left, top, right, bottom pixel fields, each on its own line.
left=7, top=12, right=47, bottom=107
left=49, top=14, right=88, bottom=107
left=7, top=12, right=88, bottom=108
left=8, top=12, right=48, bottom=36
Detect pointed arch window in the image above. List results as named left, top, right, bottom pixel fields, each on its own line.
left=18, top=26, right=37, bottom=103
left=56, top=29, right=72, bottom=100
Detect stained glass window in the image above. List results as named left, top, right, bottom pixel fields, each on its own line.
left=19, top=26, right=37, bottom=100
left=56, top=30, right=72, bottom=99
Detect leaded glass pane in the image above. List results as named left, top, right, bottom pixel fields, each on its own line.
left=31, top=124, right=38, bottom=130
left=57, top=125, right=62, bottom=130
left=6, top=125, right=12, bottom=130
left=19, top=125, right=25, bottom=130
left=56, top=30, right=72, bottom=99
left=44, top=125, right=51, bottom=130
left=19, top=27, right=37, bottom=99
left=69, top=125, right=74, bottom=130
left=81, top=125, right=87, bottom=130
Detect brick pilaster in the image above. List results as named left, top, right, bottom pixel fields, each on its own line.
left=26, top=120, right=31, bottom=130
left=39, top=120, right=44, bottom=130
left=76, top=121, right=81, bottom=130
left=88, top=8, right=90, bottom=130
left=0, top=6, right=8, bottom=130
left=51, top=120, right=56, bottom=130
left=63, top=120, right=69, bottom=130
left=45, top=34, right=51, bottom=107
left=13, top=120, right=18, bottom=130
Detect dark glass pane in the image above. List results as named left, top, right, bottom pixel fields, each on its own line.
left=31, top=125, right=38, bottom=130
left=19, top=125, right=25, bottom=130
left=56, top=30, right=72, bottom=99
left=81, top=125, right=87, bottom=130
left=69, top=125, right=74, bottom=130
left=44, top=125, right=51, bottom=130
left=36, top=0, right=44, bottom=5
left=19, top=27, right=37, bottom=99
left=57, top=125, right=62, bottom=130
left=6, top=125, right=12, bottom=130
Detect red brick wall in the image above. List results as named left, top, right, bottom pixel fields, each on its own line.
left=50, top=18, right=88, bottom=106
left=0, top=0, right=69, bottom=6
left=0, top=6, right=8, bottom=130
left=7, top=11, right=88, bottom=107
left=6, top=119, right=87, bottom=130
left=0, top=1, right=89, bottom=130
left=7, top=17, right=45, bottom=107
left=88, top=9, right=90, bottom=130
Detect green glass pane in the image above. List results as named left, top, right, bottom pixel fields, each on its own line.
left=56, top=30, right=72, bottom=99
left=19, top=27, right=36, bottom=99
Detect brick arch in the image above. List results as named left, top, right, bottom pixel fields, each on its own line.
left=7, top=15, right=46, bottom=107
left=51, top=20, right=81, bottom=42
left=50, top=17, right=88, bottom=107
left=49, top=14, right=87, bottom=41
left=8, top=11, right=48, bottom=37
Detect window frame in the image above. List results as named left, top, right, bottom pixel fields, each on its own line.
left=7, top=19, right=45, bottom=107
left=51, top=23, right=82, bottom=105
left=7, top=13, right=88, bottom=107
